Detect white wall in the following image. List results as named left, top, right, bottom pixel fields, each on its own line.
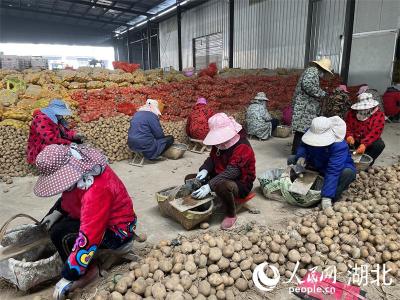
left=159, top=17, right=179, bottom=70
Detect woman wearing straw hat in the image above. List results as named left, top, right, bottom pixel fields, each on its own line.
left=345, top=92, right=386, bottom=165
left=291, top=58, right=333, bottom=154
left=189, top=113, right=256, bottom=230
left=26, top=99, right=84, bottom=164
left=289, top=116, right=356, bottom=209
left=127, top=99, right=174, bottom=160
left=186, top=97, right=215, bottom=140
left=33, top=144, right=137, bottom=298
left=246, top=92, right=279, bottom=140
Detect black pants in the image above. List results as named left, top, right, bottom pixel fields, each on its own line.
left=291, top=131, right=304, bottom=155
left=287, top=155, right=356, bottom=201
left=271, top=118, right=279, bottom=132
left=49, top=216, right=132, bottom=263
left=356, top=139, right=385, bottom=166
left=161, top=135, right=175, bottom=154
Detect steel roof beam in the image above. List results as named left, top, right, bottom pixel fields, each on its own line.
left=2, top=5, right=128, bottom=26
left=59, top=0, right=154, bottom=17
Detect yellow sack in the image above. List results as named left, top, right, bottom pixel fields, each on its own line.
left=3, top=109, right=31, bottom=121
left=0, top=119, right=27, bottom=129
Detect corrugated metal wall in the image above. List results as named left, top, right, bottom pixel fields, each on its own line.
left=181, top=0, right=229, bottom=69
left=234, top=0, right=308, bottom=69
left=353, top=0, right=400, bottom=33
left=308, top=0, right=347, bottom=73
left=159, top=17, right=179, bottom=69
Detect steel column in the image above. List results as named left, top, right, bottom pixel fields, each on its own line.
left=127, top=32, right=131, bottom=63
left=229, top=0, right=234, bottom=68
left=341, top=0, right=356, bottom=83
left=177, top=3, right=183, bottom=71
left=304, top=0, right=316, bottom=67
left=147, top=22, right=152, bottom=69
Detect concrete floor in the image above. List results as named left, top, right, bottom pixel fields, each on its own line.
left=1, top=123, right=398, bottom=237
left=0, top=123, right=398, bottom=299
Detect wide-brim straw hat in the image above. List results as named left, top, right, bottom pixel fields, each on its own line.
left=203, top=113, right=242, bottom=146
left=254, top=92, right=269, bottom=101
left=34, top=144, right=107, bottom=197
left=351, top=93, right=379, bottom=110
left=312, top=58, right=333, bottom=75
left=302, top=116, right=346, bottom=147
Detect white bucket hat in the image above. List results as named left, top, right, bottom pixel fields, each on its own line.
left=302, top=116, right=346, bottom=147
left=351, top=93, right=379, bottom=110
left=312, top=57, right=333, bottom=75
left=254, top=92, right=269, bottom=101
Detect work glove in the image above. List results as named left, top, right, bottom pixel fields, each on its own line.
left=73, top=133, right=85, bottom=144
left=346, top=136, right=355, bottom=146
left=41, top=210, right=63, bottom=231
left=356, top=144, right=366, bottom=154
left=196, top=169, right=208, bottom=181
left=296, top=157, right=306, bottom=168
left=53, top=278, right=73, bottom=300
left=321, top=197, right=332, bottom=210
left=192, top=184, right=211, bottom=199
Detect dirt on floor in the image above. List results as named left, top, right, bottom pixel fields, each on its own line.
left=0, top=123, right=399, bottom=300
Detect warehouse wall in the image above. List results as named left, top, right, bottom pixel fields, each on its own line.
left=353, top=0, right=400, bottom=33
left=159, top=17, right=179, bottom=70
left=308, top=0, right=347, bottom=73
left=181, top=0, right=230, bottom=69
left=234, top=0, right=308, bottom=69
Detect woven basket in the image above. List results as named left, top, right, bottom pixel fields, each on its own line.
left=353, top=154, right=373, bottom=172
left=163, top=143, right=188, bottom=160
left=156, top=186, right=214, bottom=230
left=273, top=125, right=292, bottom=138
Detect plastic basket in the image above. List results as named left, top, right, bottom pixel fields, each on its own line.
left=163, top=143, right=188, bottom=160
left=353, top=154, right=373, bottom=172
left=156, top=186, right=214, bottom=230
left=273, top=125, right=292, bottom=138
left=0, top=215, right=62, bottom=291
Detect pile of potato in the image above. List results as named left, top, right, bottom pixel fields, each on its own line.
left=162, top=120, right=188, bottom=144
left=91, top=163, right=400, bottom=300
left=78, top=115, right=133, bottom=163
left=0, top=126, right=33, bottom=179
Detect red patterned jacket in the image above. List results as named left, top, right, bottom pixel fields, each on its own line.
left=26, top=110, right=76, bottom=164
left=186, top=104, right=215, bottom=140
left=345, top=109, right=385, bottom=147
left=61, top=166, right=136, bottom=280
left=200, top=131, right=256, bottom=197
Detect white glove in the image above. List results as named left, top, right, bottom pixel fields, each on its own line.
left=53, top=278, right=73, bottom=300
left=196, top=170, right=208, bottom=181
left=192, top=184, right=211, bottom=199
left=41, top=210, right=63, bottom=231
left=296, top=157, right=306, bottom=167
left=321, top=197, right=332, bottom=209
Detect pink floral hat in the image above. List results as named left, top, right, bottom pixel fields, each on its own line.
left=196, top=97, right=207, bottom=105
left=203, top=113, right=242, bottom=146
left=34, top=144, right=107, bottom=197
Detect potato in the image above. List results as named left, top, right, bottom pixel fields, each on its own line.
left=208, top=273, right=223, bottom=287
left=110, top=291, right=123, bottom=300
left=222, top=245, right=234, bottom=258
left=198, top=280, right=211, bottom=296
left=132, top=277, right=147, bottom=295
left=209, top=247, right=222, bottom=261
left=159, top=260, right=173, bottom=273
left=234, top=278, right=248, bottom=292
left=184, top=261, right=197, bottom=274
left=288, top=249, right=301, bottom=263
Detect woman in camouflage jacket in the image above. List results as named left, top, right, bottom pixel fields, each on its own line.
left=291, top=58, right=332, bottom=154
